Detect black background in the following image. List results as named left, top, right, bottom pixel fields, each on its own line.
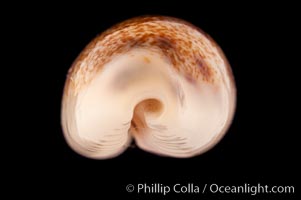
left=11, top=1, right=299, bottom=199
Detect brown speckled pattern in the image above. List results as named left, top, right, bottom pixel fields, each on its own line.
left=67, top=16, right=224, bottom=93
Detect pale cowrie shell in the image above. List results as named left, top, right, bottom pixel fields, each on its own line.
left=61, top=16, right=236, bottom=159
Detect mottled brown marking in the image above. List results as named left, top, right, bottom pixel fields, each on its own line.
left=156, top=37, right=174, bottom=51
left=195, top=57, right=212, bottom=82
left=68, top=16, right=220, bottom=92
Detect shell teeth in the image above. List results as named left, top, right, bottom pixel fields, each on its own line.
left=61, top=16, right=236, bottom=159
